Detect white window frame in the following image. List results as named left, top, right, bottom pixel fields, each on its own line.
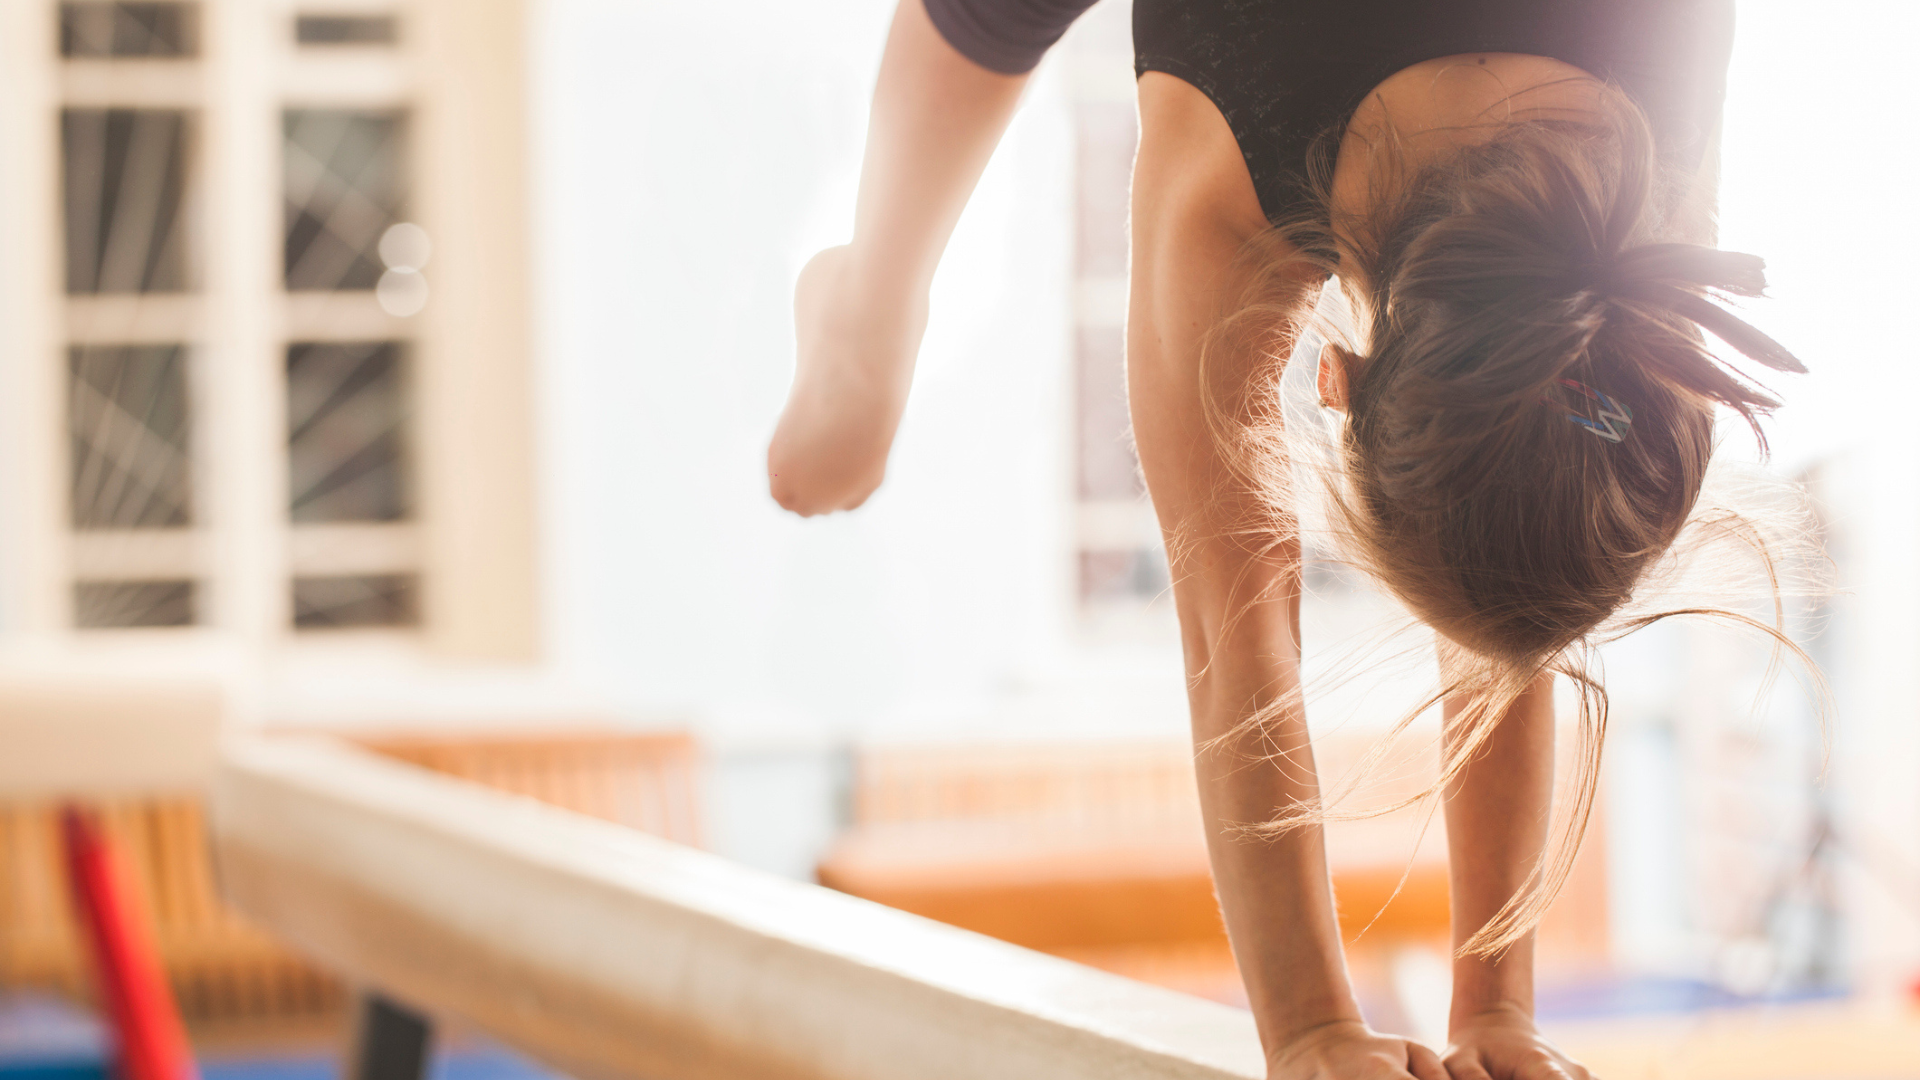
left=0, top=0, right=538, bottom=665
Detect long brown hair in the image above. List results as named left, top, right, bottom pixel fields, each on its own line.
left=1200, top=89, right=1821, bottom=956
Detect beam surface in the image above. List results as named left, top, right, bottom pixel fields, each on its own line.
left=211, top=737, right=1265, bottom=1080
left=0, top=674, right=224, bottom=798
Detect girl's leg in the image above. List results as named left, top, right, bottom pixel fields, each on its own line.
left=768, top=0, right=1028, bottom=516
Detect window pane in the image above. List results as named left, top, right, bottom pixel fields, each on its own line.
left=287, top=341, right=409, bottom=522
left=60, top=3, right=199, bottom=58
left=295, top=14, right=398, bottom=46
left=63, top=109, right=193, bottom=294
left=283, top=109, right=407, bottom=291
left=69, top=344, right=192, bottom=530
left=293, top=574, right=417, bottom=629
left=1074, top=101, right=1134, bottom=278
left=1075, top=326, right=1140, bottom=500
left=75, top=580, right=195, bottom=628
left=1079, top=549, right=1169, bottom=604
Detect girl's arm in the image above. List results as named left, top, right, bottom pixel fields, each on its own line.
left=1443, top=678, right=1594, bottom=1080
left=1129, top=72, right=1445, bottom=1080
left=1444, top=678, right=1553, bottom=1026
left=768, top=0, right=1027, bottom=516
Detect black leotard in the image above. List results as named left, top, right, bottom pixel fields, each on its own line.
left=922, top=0, right=1734, bottom=224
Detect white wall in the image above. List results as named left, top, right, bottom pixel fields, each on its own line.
left=531, top=0, right=1186, bottom=755
left=528, top=0, right=1201, bottom=873
left=1716, top=0, right=1920, bottom=998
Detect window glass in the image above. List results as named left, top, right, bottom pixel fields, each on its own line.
left=69, top=344, right=192, bottom=530
left=75, top=580, right=195, bottom=628
left=283, top=110, right=407, bottom=291
left=295, top=14, right=398, bottom=46
left=1074, top=326, right=1138, bottom=501
left=1079, top=550, right=1170, bottom=605
left=63, top=109, right=193, bottom=294
left=1069, top=65, right=1160, bottom=608
left=1074, top=102, right=1133, bottom=278
left=286, top=341, right=410, bottom=522
left=293, top=574, right=417, bottom=629
left=60, top=2, right=199, bottom=58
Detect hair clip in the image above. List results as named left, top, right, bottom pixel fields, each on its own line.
left=1555, top=378, right=1632, bottom=443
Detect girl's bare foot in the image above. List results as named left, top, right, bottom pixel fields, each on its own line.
left=768, top=245, right=928, bottom=515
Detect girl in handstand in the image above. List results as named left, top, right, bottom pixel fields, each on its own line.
left=768, top=2, right=1807, bottom=1078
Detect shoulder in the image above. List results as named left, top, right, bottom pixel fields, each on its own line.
left=1135, top=71, right=1270, bottom=254
left=1128, top=73, right=1267, bottom=239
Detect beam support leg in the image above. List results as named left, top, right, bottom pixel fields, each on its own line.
left=350, top=992, right=433, bottom=1080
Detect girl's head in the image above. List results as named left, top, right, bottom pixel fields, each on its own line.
left=1320, top=95, right=1805, bottom=672
left=1217, top=88, right=1814, bottom=956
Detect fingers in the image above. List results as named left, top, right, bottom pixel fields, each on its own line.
left=1406, top=1041, right=1451, bottom=1080
left=1440, top=1049, right=1493, bottom=1080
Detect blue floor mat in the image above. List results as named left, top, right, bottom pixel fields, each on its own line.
left=0, top=993, right=107, bottom=1051
left=2, top=993, right=561, bottom=1080
left=0, top=994, right=108, bottom=1080
left=1536, top=975, right=1850, bottom=1021
left=199, top=1045, right=560, bottom=1080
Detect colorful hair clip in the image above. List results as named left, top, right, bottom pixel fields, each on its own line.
left=1555, top=378, right=1632, bottom=443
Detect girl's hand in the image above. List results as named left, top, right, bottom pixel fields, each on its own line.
left=1269, top=1020, right=1449, bottom=1080
left=1444, top=1006, right=1591, bottom=1080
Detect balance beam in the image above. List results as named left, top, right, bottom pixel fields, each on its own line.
left=211, top=736, right=1264, bottom=1080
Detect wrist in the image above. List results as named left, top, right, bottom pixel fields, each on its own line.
left=1264, top=1015, right=1370, bottom=1071
left=1450, top=938, right=1533, bottom=1031
left=1262, top=1004, right=1368, bottom=1065
left=1448, top=997, right=1535, bottom=1036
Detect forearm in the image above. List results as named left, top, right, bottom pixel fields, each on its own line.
left=1443, top=673, right=1556, bottom=1026
left=1129, top=69, right=1357, bottom=1063
left=847, top=0, right=1027, bottom=301
left=1188, top=595, right=1362, bottom=1052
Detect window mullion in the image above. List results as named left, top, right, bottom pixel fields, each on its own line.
left=201, top=0, right=287, bottom=640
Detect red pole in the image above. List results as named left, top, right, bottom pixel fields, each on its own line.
left=59, top=805, right=199, bottom=1080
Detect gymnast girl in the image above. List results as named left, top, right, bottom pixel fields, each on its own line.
left=767, top=2, right=1809, bottom=1078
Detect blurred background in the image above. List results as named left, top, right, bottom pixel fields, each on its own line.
left=0, top=0, right=1916, bottom=1077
